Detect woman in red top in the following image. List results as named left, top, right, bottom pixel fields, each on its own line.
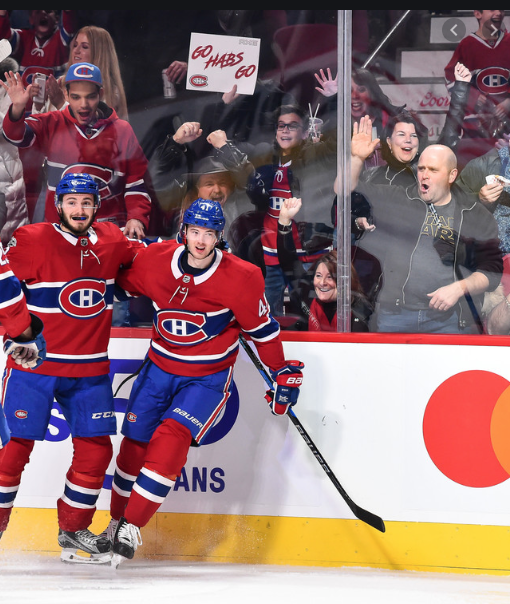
left=308, top=250, right=372, bottom=332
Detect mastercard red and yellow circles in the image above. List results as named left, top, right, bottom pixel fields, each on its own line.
left=423, top=370, right=510, bottom=487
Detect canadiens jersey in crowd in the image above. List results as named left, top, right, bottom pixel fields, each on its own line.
left=5, top=221, right=137, bottom=377
left=0, top=11, right=77, bottom=87
left=0, top=243, right=31, bottom=338
left=444, top=30, right=510, bottom=118
left=2, top=101, right=152, bottom=231
left=117, top=240, right=286, bottom=376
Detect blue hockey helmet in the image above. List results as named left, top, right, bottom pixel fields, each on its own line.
left=182, top=198, right=225, bottom=233
left=54, top=173, right=100, bottom=208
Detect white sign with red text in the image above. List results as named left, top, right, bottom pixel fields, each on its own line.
left=186, top=32, right=260, bottom=95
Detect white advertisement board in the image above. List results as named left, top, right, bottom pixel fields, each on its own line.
left=9, top=334, right=510, bottom=527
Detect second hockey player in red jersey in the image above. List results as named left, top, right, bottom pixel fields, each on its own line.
left=104, top=198, right=305, bottom=566
left=0, top=246, right=47, bottom=451
left=0, top=173, right=138, bottom=563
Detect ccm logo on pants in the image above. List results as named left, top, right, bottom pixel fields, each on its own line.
left=91, top=411, right=116, bottom=419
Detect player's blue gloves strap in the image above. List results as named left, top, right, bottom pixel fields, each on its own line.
left=265, top=360, right=304, bottom=416
left=3, top=314, right=46, bottom=370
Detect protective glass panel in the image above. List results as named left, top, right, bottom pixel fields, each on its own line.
left=15, top=10, right=505, bottom=335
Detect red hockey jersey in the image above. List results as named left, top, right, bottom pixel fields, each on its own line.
left=0, top=11, right=77, bottom=87
left=3, top=103, right=152, bottom=231
left=5, top=221, right=137, bottom=377
left=444, top=31, right=510, bottom=115
left=0, top=244, right=31, bottom=338
left=117, top=240, right=287, bottom=377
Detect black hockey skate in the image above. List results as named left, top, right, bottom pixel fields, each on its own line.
left=58, top=528, right=111, bottom=564
left=100, top=517, right=119, bottom=547
left=111, top=516, right=142, bottom=568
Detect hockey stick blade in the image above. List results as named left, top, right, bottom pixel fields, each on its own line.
left=286, top=409, right=385, bottom=532
left=239, top=334, right=385, bottom=533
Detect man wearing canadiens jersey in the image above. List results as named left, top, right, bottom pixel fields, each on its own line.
left=1, top=61, right=151, bottom=239
left=0, top=11, right=77, bottom=86
left=0, top=173, right=138, bottom=564
left=104, top=198, right=304, bottom=567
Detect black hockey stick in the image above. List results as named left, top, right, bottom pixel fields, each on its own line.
left=239, top=334, right=386, bottom=533
left=113, top=356, right=149, bottom=397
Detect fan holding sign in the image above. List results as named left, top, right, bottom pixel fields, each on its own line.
left=186, top=32, right=260, bottom=96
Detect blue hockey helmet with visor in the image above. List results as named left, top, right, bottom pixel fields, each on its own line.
left=54, top=173, right=100, bottom=208
left=180, top=198, right=226, bottom=245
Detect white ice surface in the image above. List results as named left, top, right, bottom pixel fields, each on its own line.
left=1, top=553, right=510, bottom=604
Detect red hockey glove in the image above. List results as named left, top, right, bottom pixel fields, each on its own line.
left=265, top=360, right=304, bottom=416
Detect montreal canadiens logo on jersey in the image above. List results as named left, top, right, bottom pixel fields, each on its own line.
left=476, top=66, right=510, bottom=96
left=58, top=278, right=107, bottom=319
left=156, top=310, right=209, bottom=345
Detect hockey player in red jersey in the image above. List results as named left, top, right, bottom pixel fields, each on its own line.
left=0, top=249, right=47, bottom=449
left=105, top=198, right=304, bottom=567
left=1, top=61, right=151, bottom=240
left=0, top=173, right=138, bottom=563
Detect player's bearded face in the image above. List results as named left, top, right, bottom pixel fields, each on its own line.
left=58, top=193, right=97, bottom=235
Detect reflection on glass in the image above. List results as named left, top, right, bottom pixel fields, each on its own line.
left=349, top=10, right=509, bottom=335
left=86, top=10, right=509, bottom=335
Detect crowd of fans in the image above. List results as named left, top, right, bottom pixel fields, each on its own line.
left=2, top=10, right=510, bottom=335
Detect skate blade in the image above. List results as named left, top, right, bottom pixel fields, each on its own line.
left=61, top=548, right=112, bottom=565
left=110, top=553, right=128, bottom=569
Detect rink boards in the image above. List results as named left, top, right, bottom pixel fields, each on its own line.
left=3, top=328, right=510, bottom=574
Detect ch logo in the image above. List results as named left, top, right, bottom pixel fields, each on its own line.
left=156, top=310, right=208, bottom=345
left=476, top=66, right=510, bottom=96
left=58, top=278, right=107, bottom=319
left=72, top=64, right=95, bottom=79
left=270, top=196, right=285, bottom=211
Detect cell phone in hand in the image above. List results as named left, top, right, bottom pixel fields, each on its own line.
left=486, top=174, right=510, bottom=186
left=33, top=73, right=47, bottom=104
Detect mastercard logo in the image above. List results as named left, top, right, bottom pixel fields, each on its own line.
left=423, top=370, right=510, bottom=488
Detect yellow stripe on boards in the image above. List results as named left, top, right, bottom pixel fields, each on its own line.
left=2, top=509, right=510, bottom=575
